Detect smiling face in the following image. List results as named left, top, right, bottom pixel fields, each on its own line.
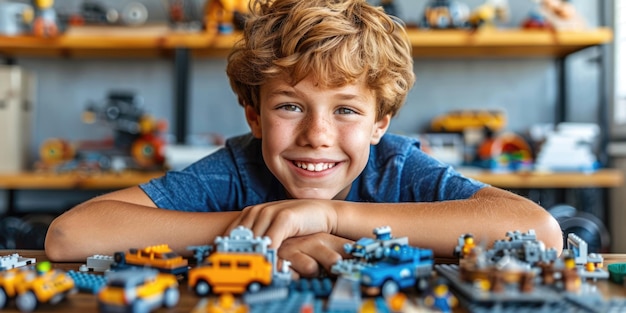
left=245, top=76, right=391, bottom=200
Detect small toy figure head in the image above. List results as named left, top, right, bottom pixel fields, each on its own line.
left=464, top=234, right=475, bottom=245
left=434, top=282, right=449, bottom=296
left=34, top=0, right=54, bottom=10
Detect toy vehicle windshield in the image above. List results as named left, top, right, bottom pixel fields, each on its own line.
left=160, top=252, right=178, bottom=259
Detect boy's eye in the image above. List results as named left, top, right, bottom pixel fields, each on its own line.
left=336, top=107, right=357, bottom=115
left=278, top=104, right=302, bottom=112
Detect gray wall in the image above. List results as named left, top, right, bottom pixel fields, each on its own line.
left=2, top=0, right=605, bottom=213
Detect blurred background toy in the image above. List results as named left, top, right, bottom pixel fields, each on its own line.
left=430, top=109, right=506, bottom=134
left=165, top=0, right=203, bottom=30
left=536, top=0, right=586, bottom=30
left=420, top=0, right=470, bottom=29
left=203, top=0, right=249, bottom=34
left=521, top=9, right=551, bottom=29
left=32, top=0, right=58, bottom=37
left=475, top=132, right=533, bottom=172
left=58, top=1, right=149, bottom=27
left=36, top=91, right=167, bottom=172
left=64, top=0, right=121, bottom=26
left=533, top=123, right=599, bottom=172
left=82, top=91, right=167, bottom=169
left=0, top=1, right=33, bottom=35
left=468, top=0, right=509, bottom=29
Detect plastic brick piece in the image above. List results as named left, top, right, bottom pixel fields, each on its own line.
left=79, top=254, right=114, bottom=272
left=290, top=277, right=333, bottom=298
left=247, top=291, right=314, bottom=313
left=67, top=270, right=107, bottom=294
left=326, top=276, right=361, bottom=312
left=608, top=263, right=626, bottom=285
left=0, top=254, right=36, bottom=271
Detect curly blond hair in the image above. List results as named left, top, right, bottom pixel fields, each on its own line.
left=226, top=0, right=415, bottom=119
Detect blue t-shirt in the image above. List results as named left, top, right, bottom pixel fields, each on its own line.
left=140, top=133, right=487, bottom=212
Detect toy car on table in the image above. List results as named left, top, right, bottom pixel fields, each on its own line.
left=98, top=268, right=179, bottom=313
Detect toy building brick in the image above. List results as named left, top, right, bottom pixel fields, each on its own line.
left=79, top=254, right=114, bottom=272
left=215, top=225, right=271, bottom=253
left=0, top=253, right=36, bottom=271
left=0, top=65, right=35, bottom=173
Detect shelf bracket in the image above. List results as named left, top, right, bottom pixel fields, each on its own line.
left=174, top=48, right=190, bottom=144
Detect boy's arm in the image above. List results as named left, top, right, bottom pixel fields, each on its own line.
left=231, top=186, right=563, bottom=259
left=44, top=186, right=240, bottom=262
left=334, top=186, right=563, bottom=257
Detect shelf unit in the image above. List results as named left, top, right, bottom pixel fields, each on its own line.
left=0, top=26, right=613, bottom=144
left=0, top=26, right=613, bottom=58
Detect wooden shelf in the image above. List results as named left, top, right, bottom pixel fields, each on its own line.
left=460, top=168, right=624, bottom=189
left=406, top=27, right=613, bottom=58
left=0, top=26, right=612, bottom=59
left=0, top=171, right=163, bottom=190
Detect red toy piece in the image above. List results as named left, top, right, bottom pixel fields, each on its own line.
left=32, top=0, right=58, bottom=37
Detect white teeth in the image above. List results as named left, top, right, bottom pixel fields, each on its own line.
left=294, top=161, right=335, bottom=172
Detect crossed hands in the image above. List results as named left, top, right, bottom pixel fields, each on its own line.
left=225, top=199, right=352, bottom=277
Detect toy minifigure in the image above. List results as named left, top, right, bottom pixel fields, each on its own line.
left=461, top=234, right=475, bottom=258
left=32, top=0, right=58, bottom=37
left=423, top=279, right=457, bottom=313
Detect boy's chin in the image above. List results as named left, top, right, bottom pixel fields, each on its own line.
left=286, top=187, right=349, bottom=200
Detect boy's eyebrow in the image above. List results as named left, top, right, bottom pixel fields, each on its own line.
left=267, top=88, right=298, bottom=98
left=267, top=89, right=366, bottom=102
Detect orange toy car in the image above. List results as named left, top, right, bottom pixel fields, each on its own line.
left=188, top=252, right=273, bottom=295
left=98, top=268, right=179, bottom=312
left=113, top=244, right=189, bottom=276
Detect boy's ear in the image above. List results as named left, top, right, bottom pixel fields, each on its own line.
left=371, top=114, right=391, bottom=145
left=245, top=105, right=263, bottom=138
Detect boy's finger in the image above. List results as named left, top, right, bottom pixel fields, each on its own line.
left=282, top=251, right=321, bottom=278
left=265, top=227, right=286, bottom=250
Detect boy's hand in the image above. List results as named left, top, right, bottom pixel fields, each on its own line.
left=226, top=199, right=339, bottom=249
left=278, top=232, right=352, bottom=277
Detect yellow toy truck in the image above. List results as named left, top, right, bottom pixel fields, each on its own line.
left=11, top=262, right=75, bottom=312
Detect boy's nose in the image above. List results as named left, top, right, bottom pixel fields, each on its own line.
left=297, top=114, right=333, bottom=148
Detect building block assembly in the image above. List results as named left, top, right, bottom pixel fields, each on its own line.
left=2, top=225, right=626, bottom=312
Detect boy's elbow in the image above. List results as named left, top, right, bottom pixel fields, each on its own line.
left=535, top=210, right=564, bottom=253
left=45, top=217, right=74, bottom=262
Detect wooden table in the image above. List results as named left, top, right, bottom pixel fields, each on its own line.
left=1, top=250, right=625, bottom=313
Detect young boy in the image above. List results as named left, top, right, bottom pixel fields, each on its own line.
left=45, top=0, right=562, bottom=277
